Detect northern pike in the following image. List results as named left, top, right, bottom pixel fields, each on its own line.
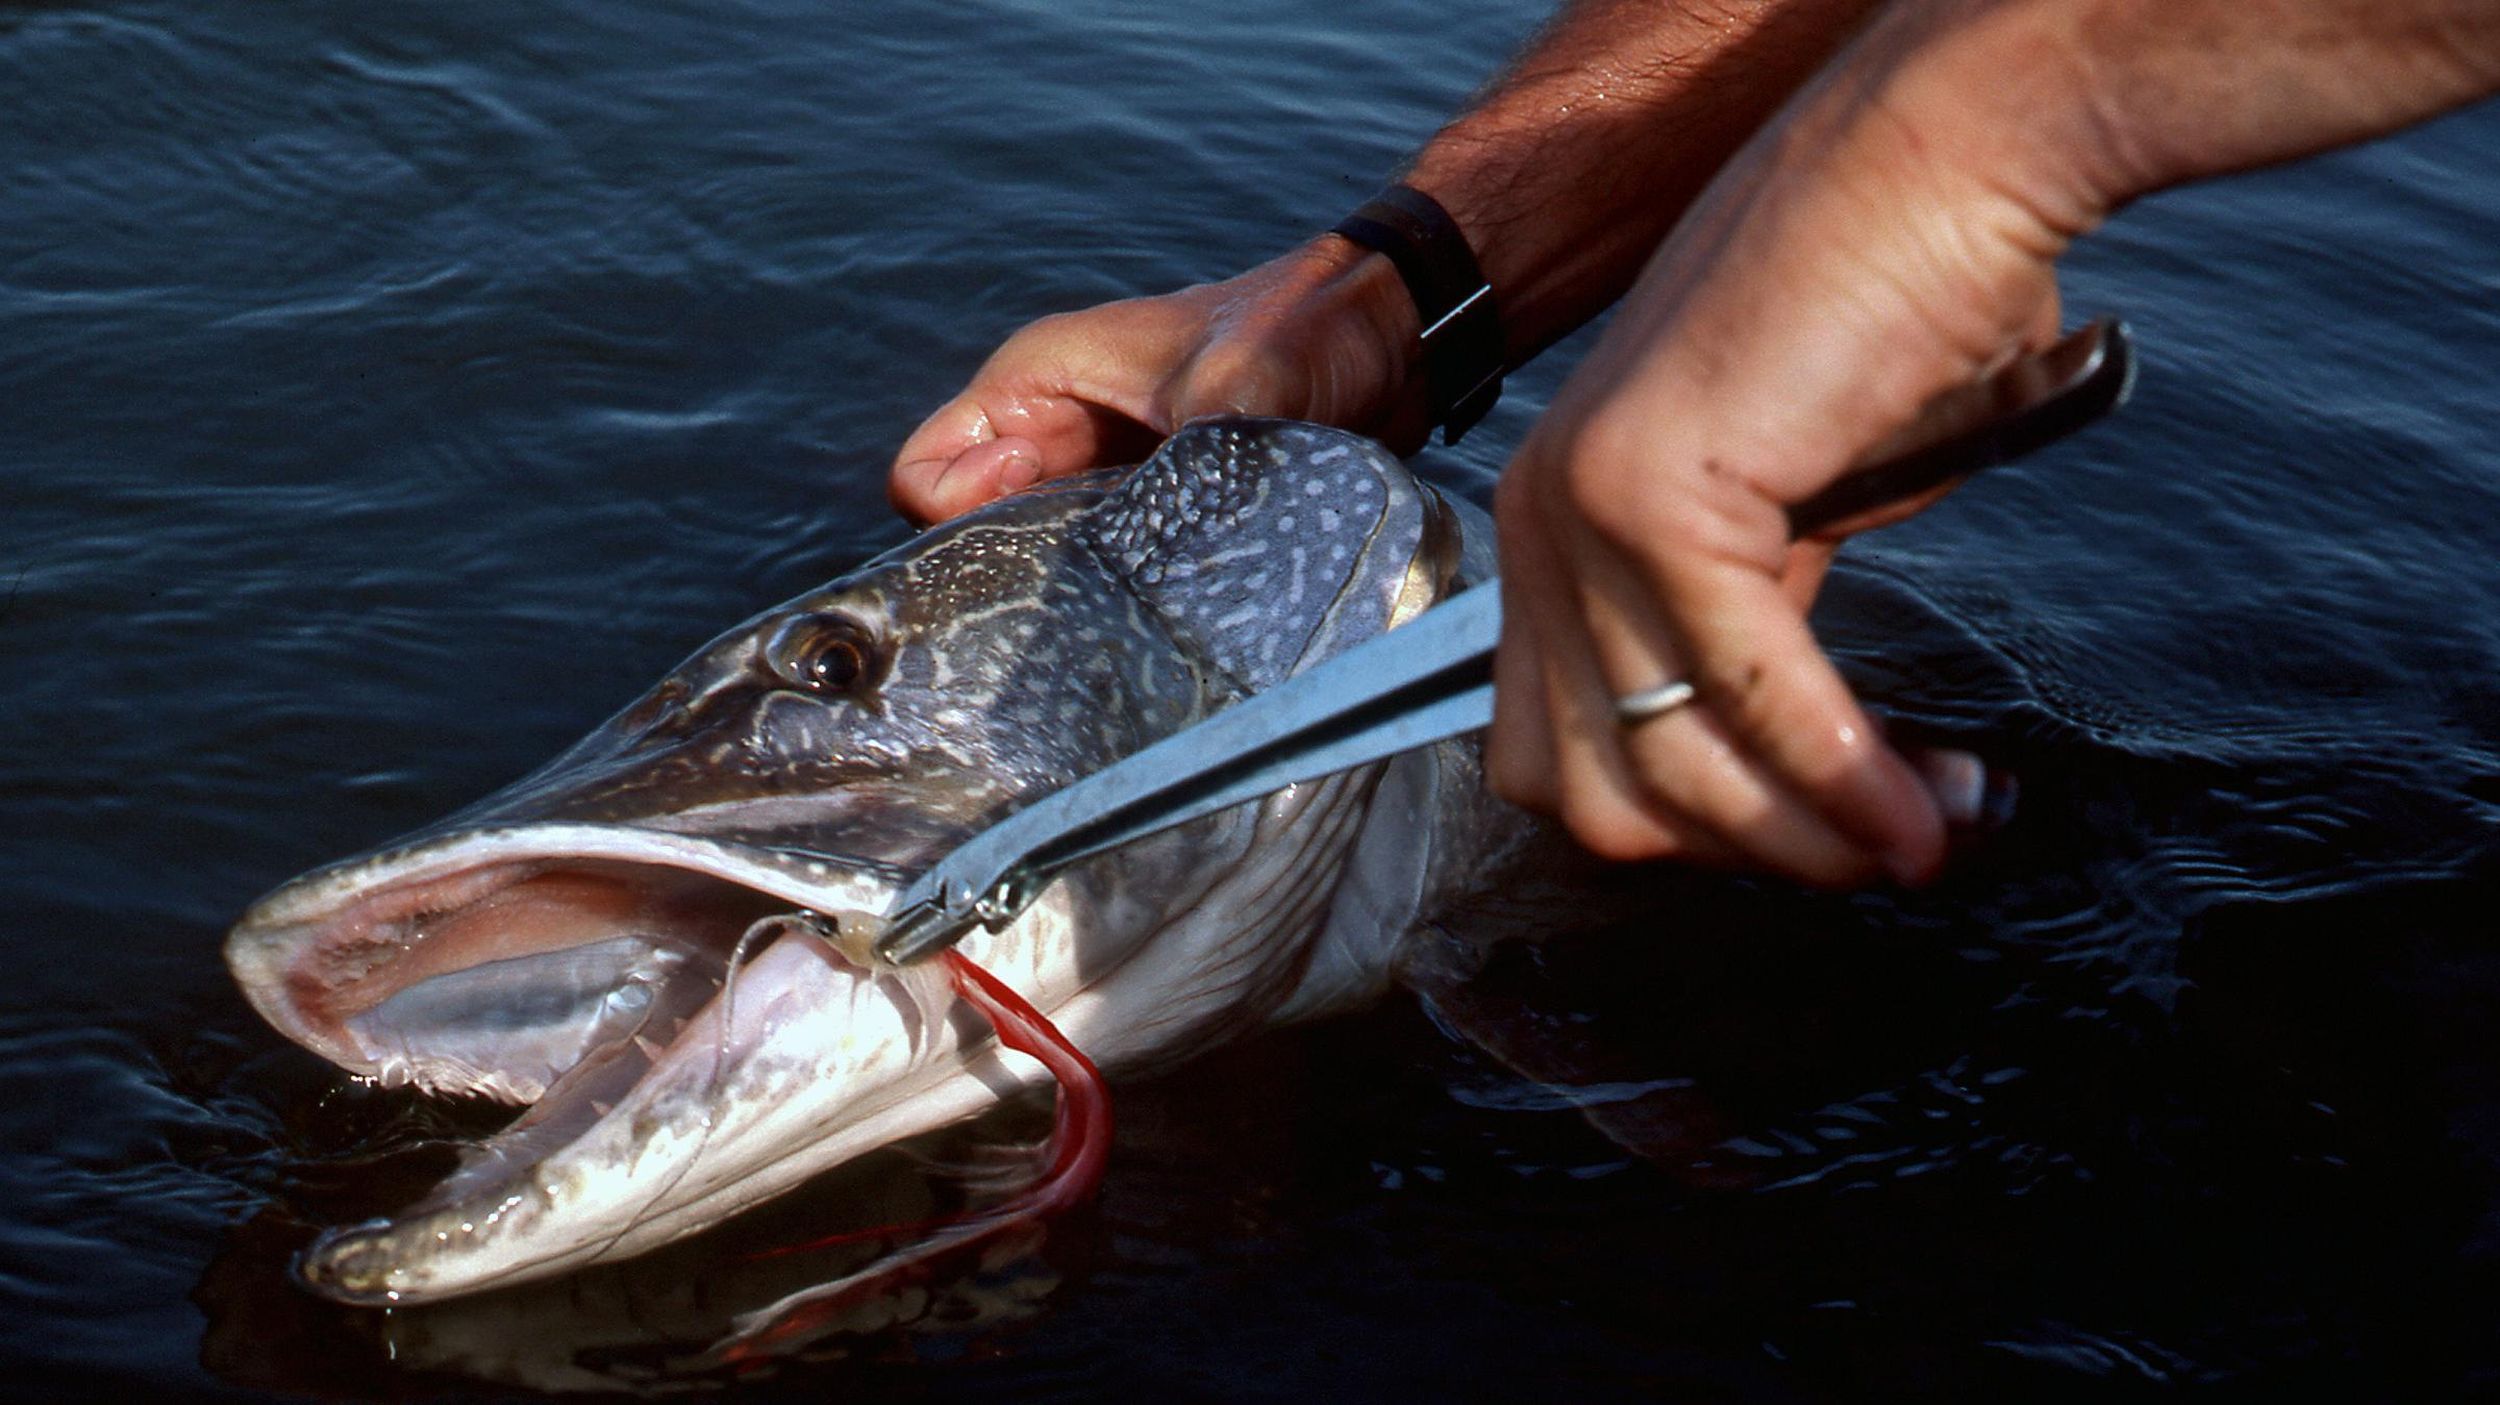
left=225, top=417, right=1543, bottom=1306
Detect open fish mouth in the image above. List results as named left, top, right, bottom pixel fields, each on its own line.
left=229, top=822, right=908, bottom=1084
left=229, top=824, right=999, bottom=1304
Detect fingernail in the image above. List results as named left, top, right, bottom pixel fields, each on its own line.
left=1910, top=747, right=2020, bottom=834
left=890, top=458, right=945, bottom=522
left=997, top=450, right=1040, bottom=493
left=1913, top=749, right=1987, bottom=826
left=925, top=458, right=987, bottom=522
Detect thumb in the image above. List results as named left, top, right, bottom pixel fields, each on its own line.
left=891, top=394, right=1057, bottom=525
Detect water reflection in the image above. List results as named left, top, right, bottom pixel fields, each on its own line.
left=8, top=0, right=2500, bottom=1394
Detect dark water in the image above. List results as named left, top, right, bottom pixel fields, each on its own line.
left=6, top=1, right=2500, bottom=1398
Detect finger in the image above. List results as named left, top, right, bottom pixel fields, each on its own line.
left=1902, top=745, right=2018, bottom=832
left=918, top=436, right=1043, bottom=521
left=1645, top=549, right=1946, bottom=883
left=892, top=389, right=1129, bottom=488
left=890, top=307, right=1183, bottom=521
left=1489, top=503, right=1735, bottom=867
left=1573, top=542, right=1878, bottom=884
left=891, top=392, right=1152, bottom=524
left=890, top=394, right=998, bottom=523
left=1531, top=609, right=1710, bottom=866
left=1534, top=608, right=1744, bottom=869
left=1778, top=539, right=1836, bottom=613
left=1485, top=579, right=1558, bottom=815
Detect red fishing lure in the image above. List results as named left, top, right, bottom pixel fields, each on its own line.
left=715, top=949, right=1111, bottom=1363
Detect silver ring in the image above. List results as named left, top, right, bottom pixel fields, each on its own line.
left=1612, top=678, right=1697, bottom=726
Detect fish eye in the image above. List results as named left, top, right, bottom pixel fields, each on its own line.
left=764, top=612, right=884, bottom=697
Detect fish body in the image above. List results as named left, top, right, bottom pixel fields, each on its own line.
left=226, top=418, right=1538, bottom=1303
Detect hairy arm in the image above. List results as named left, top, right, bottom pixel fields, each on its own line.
left=888, top=0, right=1883, bottom=522
left=1410, top=0, right=1891, bottom=360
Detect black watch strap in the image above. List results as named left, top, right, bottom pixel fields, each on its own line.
left=1331, top=183, right=1505, bottom=443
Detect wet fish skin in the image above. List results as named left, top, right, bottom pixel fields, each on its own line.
left=227, top=417, right=1535, bottom=1303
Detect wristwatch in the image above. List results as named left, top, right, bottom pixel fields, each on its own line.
left=1332, top=183, right=1507, bottom=443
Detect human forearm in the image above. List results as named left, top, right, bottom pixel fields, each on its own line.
left=1883, top=0, right=2500, bottom=243
left=1395, top=0, right=1889, bottom=363
left=2079, top=0, right=2500, bottom=198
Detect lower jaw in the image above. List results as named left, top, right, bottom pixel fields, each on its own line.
left=292, top=932, right=1006, bottom=1303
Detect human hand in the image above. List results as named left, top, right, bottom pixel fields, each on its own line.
left=1488, top=5, right=2086, bottom=885
left=889, top=238, right=1426, bottom=524
left=1486, top=0, right=2500, bottom=885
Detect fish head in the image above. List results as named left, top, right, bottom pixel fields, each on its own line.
left=225, top=418, right=1479, bottom=1303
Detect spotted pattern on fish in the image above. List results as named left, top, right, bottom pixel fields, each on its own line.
left=1084, top=420, right=1393, bottom=691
